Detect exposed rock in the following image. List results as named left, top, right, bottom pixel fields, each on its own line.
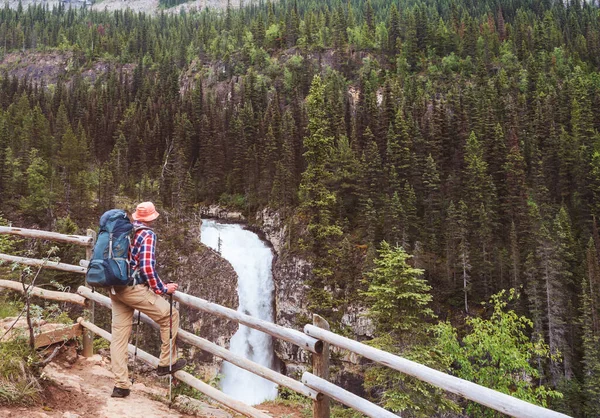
left=64, top=346, right=79, bottom=364
left=0, top=51, right=135, bottom=89
left=84, top=354, right=103, bottom=365
left=43, top=363, right=83, bottom=393
left=256, top=208, right=287, bottom=256
left=271, top=255, right=313, bottom=370
left=256, top=208, right=374, bottom=392
left=199, top=205, right=246, bottom=221
left=254, top=209, right=312, bottom=372
left=157, top=221, right=238, bottom=379
left=341, top=306, right=375, bottom=340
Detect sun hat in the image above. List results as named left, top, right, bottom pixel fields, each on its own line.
left=132, top=202, right=160, bottom=222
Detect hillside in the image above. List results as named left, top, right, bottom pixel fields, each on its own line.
left=1, top=0, right=600, bottom=416
left=2, top=0, right=253, bottom=14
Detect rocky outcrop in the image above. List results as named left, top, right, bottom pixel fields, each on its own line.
left=255, top=208, right=374, bottom=392
left=257, top=208, right=286, bottom=255
left=254, top=209, right=312, bottom=376
left=156, top=221, right=238, bottom=379
left=199, top=205, right=246, bottom=222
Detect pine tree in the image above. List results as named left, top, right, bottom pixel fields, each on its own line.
left=536, top=218, right=569, bottom=386
left=0, top=115, right=8, bottom=200
left=331, top=134, right=362, bottom=226
left=299, top=75, right=342, bottom=308
left=387, top=3, right=400, bottom=54
left=58, top=126, right=87, bottom=214
left=423, top=154, right=441, bottom=252
left=20, top=149, right=53, bottom=222
left=457, top=199, right=472, bottom=314
left=581, top=238, right=600, bottom=415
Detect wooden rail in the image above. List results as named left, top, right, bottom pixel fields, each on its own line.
left=0, top=279, right=87, bottom=306
left=0, top=226, right=574, bottom=418
left=0, top=226, right=93, bottom=247
left=77, top=286, right=321, bottom=401
left=304, top=324, right=571, bottom=418
left=302, top=373, right=397, bottom=418
left=173, top=291, right=322, bottom=354
left=0, top=253, right=87, bottom=274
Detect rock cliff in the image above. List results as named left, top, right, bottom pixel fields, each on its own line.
left=255, top=208, right=374, bottom=391
left=155, top=221, right=239, bottom=379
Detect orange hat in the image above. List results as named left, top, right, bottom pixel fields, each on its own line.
left=132, top=202, right=160, bottom=222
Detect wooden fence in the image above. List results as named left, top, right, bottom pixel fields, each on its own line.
left=0, top=225, right=572, bottom=418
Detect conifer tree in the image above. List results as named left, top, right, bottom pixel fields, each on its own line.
left=581, top=238, right=600, bottom=415
left=422, top=154, right=442, bottom=253
left=331, top=135, right=362, bottom=225
left=299, top=75, right=342, bottom=310
left=20, top=149, right=53, bottom=222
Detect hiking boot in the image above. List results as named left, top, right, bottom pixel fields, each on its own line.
left=111, top=387, right=130, bottom=398
left=156, top=358, right=187, bottom=376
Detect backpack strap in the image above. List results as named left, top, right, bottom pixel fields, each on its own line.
left=129, top=225, right=154, bottom=286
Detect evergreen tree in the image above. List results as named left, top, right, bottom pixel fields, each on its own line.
left=581, top=238, right=600, bottom=415
left=20, top=149, right=53, bottom=222
left=299, top=75, right=342, bottom=313
left=363, top=242, right=455, bottom=416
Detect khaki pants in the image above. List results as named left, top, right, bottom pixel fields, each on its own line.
left=110, top=285, right=179, bottom=389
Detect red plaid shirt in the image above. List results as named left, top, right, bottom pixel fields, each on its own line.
left=129, top=221, right=166, bottom=295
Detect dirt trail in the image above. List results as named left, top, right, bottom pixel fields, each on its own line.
left=0, top=352, right=226, bottom=418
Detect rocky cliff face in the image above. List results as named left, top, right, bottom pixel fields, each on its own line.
left=156, top=221, right=238, bottom=379
left=255, top=208, right=374, bottom=390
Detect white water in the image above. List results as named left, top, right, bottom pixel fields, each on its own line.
left=200, top=219, right=278, bottom=405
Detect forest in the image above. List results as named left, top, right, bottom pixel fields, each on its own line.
left=1, top=0, right=600, bottom=415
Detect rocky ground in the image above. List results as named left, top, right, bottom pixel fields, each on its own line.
left=0, top=349, right=216, bottom=418
left=0, top=345, right=304, bottom=418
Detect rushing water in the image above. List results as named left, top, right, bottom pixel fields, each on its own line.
left=200, top=219, right=278, bottom=405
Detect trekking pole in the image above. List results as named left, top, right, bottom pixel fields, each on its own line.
left=168, top=290, right=173, bottom=405
left=131, top=310, right=141, bottom=385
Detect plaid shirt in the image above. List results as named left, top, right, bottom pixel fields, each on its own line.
left=129, top=221, right=166, bottom=295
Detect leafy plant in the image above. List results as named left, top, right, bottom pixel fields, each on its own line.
left=435, top=289, right=563, bottom=416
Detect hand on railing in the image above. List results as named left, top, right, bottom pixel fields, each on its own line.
left=165, top=282, right=179, bottom=294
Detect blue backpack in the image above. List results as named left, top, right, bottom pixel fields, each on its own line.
left=86, top=209, right=136, bottom=288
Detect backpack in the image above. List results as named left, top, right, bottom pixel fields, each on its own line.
left=86, top=209, right=136, bottom=288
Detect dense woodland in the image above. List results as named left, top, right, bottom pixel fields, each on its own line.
left=1, top=0, right=600, bottom=415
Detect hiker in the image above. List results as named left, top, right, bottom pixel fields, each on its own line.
left=110, top=201, right=186, bottom=398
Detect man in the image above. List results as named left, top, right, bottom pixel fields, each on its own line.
left=110, top=201, right=186, bottom=398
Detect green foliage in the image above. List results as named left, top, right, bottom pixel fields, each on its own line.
left=0, top=214, right=15, bottom=254
left=19, top=149, right=54, bottom=222
left=363, top=242, right=433, bottom=336
left=435, top=289, right=563, bottom=416
left=218, top=193, right=247, bottom=211
left=362, top=243, right=458, bottom=416
left=0, top=296, right=22, bottom=319
left=93, top=336, right=110, bottom=351
left=0, top=0, right=600, bottom=410
left=0, top=338, right=42, bottom=406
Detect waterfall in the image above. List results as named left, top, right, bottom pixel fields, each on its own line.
left=200, top=219, right=278, bottom=405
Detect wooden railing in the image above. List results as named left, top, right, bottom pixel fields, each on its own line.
left=0, top=226, right=572, bottom=418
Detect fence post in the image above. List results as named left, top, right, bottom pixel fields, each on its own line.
left=82, top=229, right=96, bottom=358
left=312, top=314, right=330, bottom=418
